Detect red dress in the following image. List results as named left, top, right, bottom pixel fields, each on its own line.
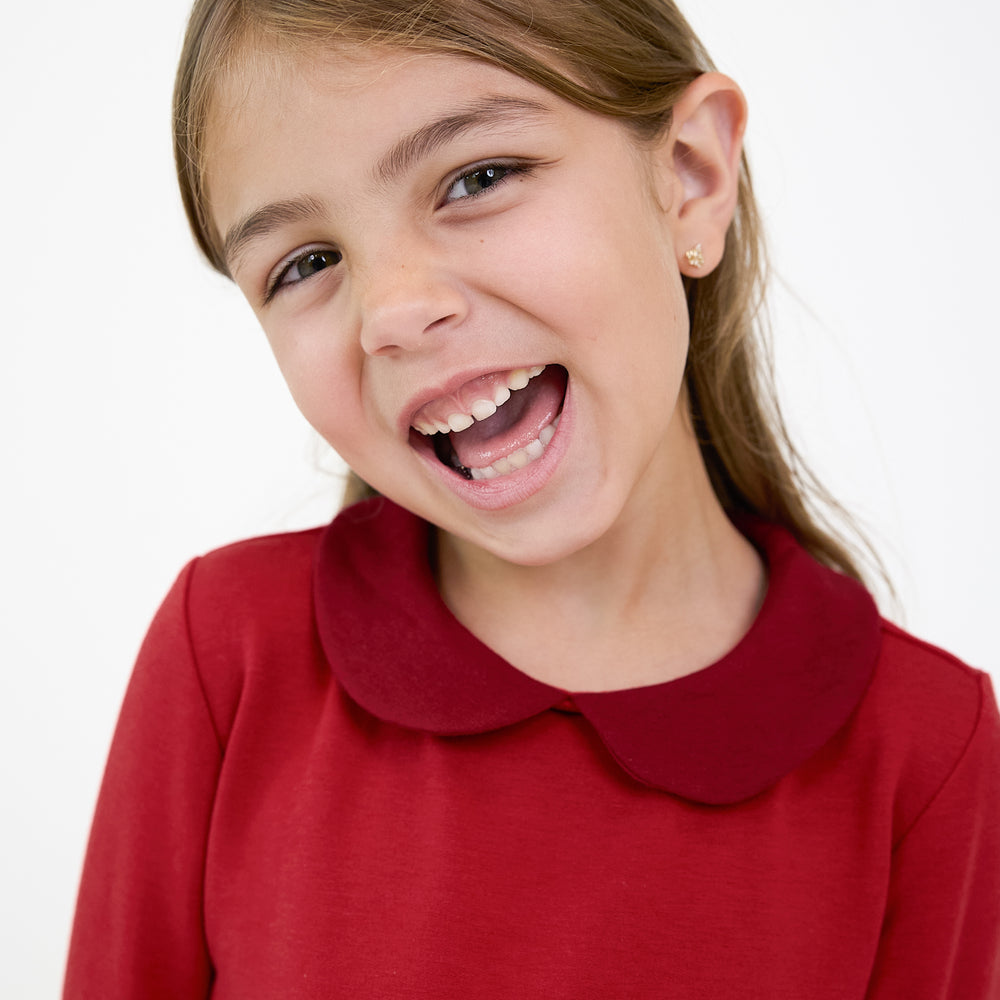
left=64, top=498, right=1000, bottom=998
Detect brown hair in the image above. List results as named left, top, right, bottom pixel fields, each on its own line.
left=173, top=0, right=884, bottom=588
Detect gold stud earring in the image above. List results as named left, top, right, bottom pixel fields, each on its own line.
left=684, top=243, right=705, bottom=269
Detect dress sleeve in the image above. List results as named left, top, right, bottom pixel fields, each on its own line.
left=865, top=671, right=1000, bottom=998
left=63, top=561, right=220, bottom=999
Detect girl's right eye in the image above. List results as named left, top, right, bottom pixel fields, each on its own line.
left=267, top=247, right=343, bottom=301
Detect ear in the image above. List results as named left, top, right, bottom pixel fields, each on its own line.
left=654, top=73, right=748, bottom=277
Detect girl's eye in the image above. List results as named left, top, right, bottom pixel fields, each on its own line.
left=268, top=248, right=343, bottom=300
left=286, top=249, right=342, bottom=284
left=445, top=164, right=518, bottom=203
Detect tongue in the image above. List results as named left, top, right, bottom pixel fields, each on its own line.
left=450, top=366, right=566, bottom=470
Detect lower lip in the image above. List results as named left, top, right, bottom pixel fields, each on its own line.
left=415, top=378, right=573, bottom=511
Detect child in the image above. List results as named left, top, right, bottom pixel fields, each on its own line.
left=64, top=0, right=1000, bottom=996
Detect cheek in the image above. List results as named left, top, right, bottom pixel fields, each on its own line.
left=501, top=194, right=687, bottom=361
left=555, top=204, right=689, bottom=415
left=262, top=318, right=368, bottom=443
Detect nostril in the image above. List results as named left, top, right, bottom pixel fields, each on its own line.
left=426, top=312, right=458, bottom=332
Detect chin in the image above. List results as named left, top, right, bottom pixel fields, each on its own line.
left=445, top=490, right=627, bottom=568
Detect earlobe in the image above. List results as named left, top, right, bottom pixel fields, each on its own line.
left=660, top=73, right=748, bottom=277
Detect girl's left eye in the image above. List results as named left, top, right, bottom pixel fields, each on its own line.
left=445, top=163, right=522, bottom=203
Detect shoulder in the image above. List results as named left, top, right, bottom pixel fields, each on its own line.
left=140, top=525, right=325, bottom=661
left=870, top=620, right=989, bottom=746
left=137, top=527, right=327, bottom=740
left=858, top=619, right=998, bottom=843
left=187, top=525, right=325, bottom=605
left=177, top=525, right=325, bottom=655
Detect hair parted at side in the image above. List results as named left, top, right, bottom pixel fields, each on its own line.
left=173, top=0, right=885, bottom=591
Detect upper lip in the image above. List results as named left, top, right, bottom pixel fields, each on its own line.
left=398, top=363, right=546, bottom=436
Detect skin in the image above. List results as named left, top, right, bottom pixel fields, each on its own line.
left=207, top=45, right=765, bottom=692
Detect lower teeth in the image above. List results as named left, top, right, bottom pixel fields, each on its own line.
left=457, top=415, right=561, bottom=481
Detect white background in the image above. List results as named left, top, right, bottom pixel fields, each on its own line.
left=3, top=1, right=998, bottom=995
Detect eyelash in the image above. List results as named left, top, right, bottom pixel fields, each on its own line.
left=265, top=247, right=342, bottom=304
left=263, top=159, right=532, bottom=304
left=441, top=159, right=531, bottom=204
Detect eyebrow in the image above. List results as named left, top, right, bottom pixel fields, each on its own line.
left=223, top=194, right=328, bottom=275
left=222, top=95, right=552, bottom=273
left=372, top=95, right=552, bottom=186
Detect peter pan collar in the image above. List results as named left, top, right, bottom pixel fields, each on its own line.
left=313, top=497, right=881, bottom=805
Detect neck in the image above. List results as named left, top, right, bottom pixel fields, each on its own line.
left=435, top=448, right=766, bottom=693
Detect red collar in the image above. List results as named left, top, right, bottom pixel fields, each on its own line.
left=313, top=498, right=881, bottom=804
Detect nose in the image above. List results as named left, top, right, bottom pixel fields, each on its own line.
left=356, top=243, right=468, bottom=357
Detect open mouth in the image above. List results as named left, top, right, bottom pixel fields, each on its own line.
left=410, top=364, right=568, bottom=480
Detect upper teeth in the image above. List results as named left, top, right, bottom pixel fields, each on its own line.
left=413, top=365, right=545, bottom=436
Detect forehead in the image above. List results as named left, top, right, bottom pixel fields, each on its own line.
left=204, top=44, right=558, bottom=231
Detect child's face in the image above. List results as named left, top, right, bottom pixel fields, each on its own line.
left=208, top=45, right=703, bottom=565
